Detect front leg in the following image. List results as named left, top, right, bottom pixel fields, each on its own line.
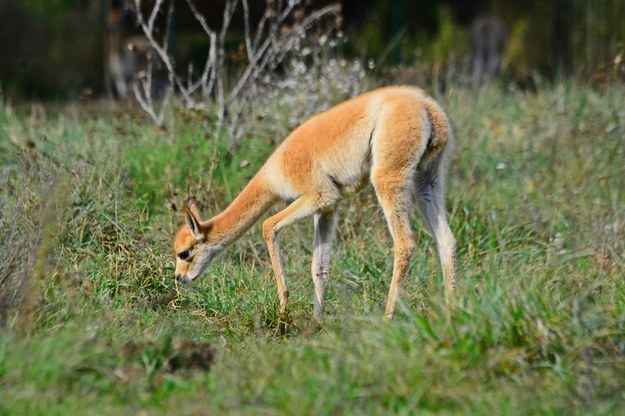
left=262, top=197, right=320, bottom=314
left=262, top=222, right=290, bottom=312
left=311, top=211, right=337, bottom=321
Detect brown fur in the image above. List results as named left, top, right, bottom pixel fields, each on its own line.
left=173, top=86, right=457, bottom=319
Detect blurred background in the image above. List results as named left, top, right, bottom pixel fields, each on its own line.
left=1, top=0, right=624, bottom=101
left=2, top=3, right=625, bottom=411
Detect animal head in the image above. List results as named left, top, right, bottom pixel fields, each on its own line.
left=173, top=203, right=223, bottom=284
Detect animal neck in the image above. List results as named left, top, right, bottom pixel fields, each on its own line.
left=209, top=174, right=277, bottom=247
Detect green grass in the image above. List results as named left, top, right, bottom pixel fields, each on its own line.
left=1, top=82, right=624, bottom=415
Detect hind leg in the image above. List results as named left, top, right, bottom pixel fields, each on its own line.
left=372, top=173, right=417, bottom=318
left=369, top=102, right=433, bottom=317
left=415, top=158, right=457, bottom=296
left=311, top=211, right=337, bottom=321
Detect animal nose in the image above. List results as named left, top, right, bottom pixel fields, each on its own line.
left=176, top=273, right=184, bottom=283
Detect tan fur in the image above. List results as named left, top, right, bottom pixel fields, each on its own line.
left=174, top=86, right=457, bottom=319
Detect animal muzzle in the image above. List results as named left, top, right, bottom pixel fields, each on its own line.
left=176, top=273, right=192, bottom=284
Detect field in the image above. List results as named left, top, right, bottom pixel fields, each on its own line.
left=1, top=82, right=624, bottom=414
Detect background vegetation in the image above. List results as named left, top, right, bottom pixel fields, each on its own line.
left=1, top=0, right=625, bottom=98
left=1, top=80, right=624, bottom=413
left=1, top=0, right=625, bottom=414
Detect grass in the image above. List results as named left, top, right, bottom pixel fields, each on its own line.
left=0, top=82, right=624, bottom=415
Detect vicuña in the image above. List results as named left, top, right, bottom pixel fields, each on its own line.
left=173, top=86, right=457, bottom=319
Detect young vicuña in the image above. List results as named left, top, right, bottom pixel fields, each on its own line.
left=173, top=86, right=457, bottom=319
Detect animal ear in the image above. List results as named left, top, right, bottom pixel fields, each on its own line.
left=183, top=203, right=204, bottom=241
left=187, top=201, right=202, bottom=221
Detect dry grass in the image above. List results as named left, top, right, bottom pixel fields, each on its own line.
left=1, top=81, right=624, bottom=414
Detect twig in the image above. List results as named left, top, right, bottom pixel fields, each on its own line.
left=132, top=0, right=343, bottom=144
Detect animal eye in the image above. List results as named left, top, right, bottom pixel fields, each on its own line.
left=178, top=250, right=190, bottom=260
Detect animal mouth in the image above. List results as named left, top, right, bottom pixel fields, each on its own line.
left=176, top=274, right=194, bottom=285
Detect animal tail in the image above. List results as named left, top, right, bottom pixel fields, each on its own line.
left=419, top=100, right=454, bottom=171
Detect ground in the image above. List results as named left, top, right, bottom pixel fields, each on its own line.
left=0, top=82, right=624, bottom=414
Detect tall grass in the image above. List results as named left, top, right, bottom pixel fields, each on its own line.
left=0, top=82, right=624, bottom=414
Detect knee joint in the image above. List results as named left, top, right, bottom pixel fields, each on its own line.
left=262, top=221, right=276, bottom=242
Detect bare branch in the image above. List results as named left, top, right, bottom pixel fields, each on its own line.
left=227, top=2, right=341, bottom=105
left=197, top=33, right=217, bottom=102
left=242, top=0, right=254, bottom=62
left=184, top=0, right=216, bottom=38
left=131, top=0, right=347, bottom=145
left=133, top=82, right=161, bottom=126
left=162, top=0, right=175, bottom=53
left=252, top=7, right=270, bottom=52
left=148, top=0, right=165, bottom=32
